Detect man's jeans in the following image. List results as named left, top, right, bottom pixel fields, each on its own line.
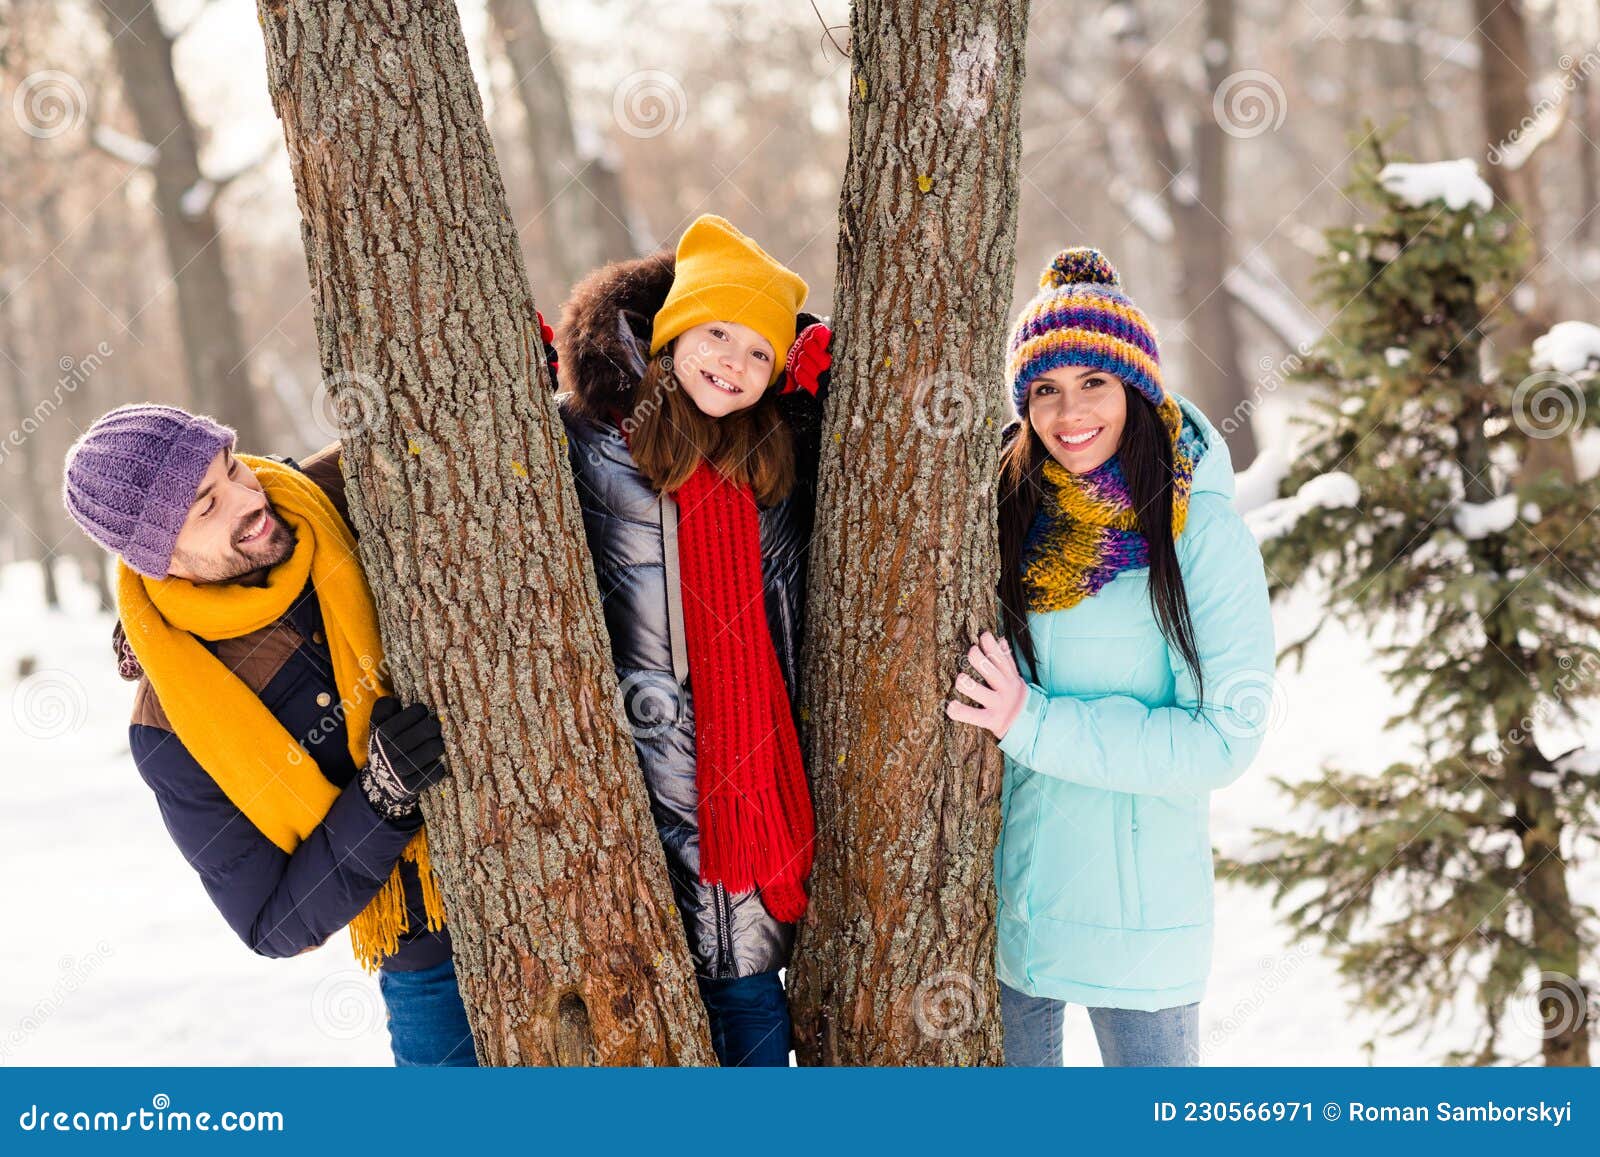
left=378, top=957, right=479, bottom=1067
left=1000, top=980, right=1199, bottom=1067
left=696, top=969, right=791, bottom=1067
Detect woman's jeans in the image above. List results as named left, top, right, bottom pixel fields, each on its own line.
left=696, top=969, right=791, bottom=1067
left=378, top=957, right=479, bottom=1067
left=1000, top=980, right=1198, bottom=1067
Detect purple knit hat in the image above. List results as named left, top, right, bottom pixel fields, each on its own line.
left=62, top=404, right=236, bottom=578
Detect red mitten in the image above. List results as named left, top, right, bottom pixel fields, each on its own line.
left=537, top=309, right=559, bottom=380
left=782, top=322, right=832, bottom=397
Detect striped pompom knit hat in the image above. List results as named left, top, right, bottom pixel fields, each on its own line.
left=1008, top=247, right=1163, bottom=416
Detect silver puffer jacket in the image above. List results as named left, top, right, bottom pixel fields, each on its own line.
left=554, top=251, right=822, bottom=978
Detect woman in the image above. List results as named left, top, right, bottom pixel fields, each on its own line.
left=946, top=247, right=1275, bottom=1066
left=554, top=214, right=830, bottom=1066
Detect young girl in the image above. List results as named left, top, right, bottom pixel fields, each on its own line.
left=946, top=247, right=1275, bottom=1067
left=555, top=214, right=829, bottom=1067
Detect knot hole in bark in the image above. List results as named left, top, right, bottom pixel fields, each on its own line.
left=554, top=989, right=594, bottom=1065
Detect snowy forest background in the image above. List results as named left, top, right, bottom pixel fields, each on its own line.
left=3, top=0, right=1599, bottom=1065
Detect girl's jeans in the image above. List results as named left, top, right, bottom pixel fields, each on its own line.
left=1000, top=979, right=1199, bottom=1067
left=696, top=969, right=791, bottom=1067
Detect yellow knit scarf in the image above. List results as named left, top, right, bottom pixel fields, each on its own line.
left=116, top=455, right=446, bottom=972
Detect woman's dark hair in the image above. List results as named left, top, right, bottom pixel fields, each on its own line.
left=998, top=384, right=1204, bottom=700
left=628, top=342, right=796, bottom=506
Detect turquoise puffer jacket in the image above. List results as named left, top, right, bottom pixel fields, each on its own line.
left=996, top=395, right=1275, bottom=1011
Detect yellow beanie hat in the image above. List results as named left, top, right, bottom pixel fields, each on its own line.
left=650, top=215, right=808, bottom=383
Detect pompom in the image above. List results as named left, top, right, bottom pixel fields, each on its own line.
left=1040, top=246, right=1120, bottom=291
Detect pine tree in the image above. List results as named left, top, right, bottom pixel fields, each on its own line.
left=1228, top=135, right=1598, bottom=1066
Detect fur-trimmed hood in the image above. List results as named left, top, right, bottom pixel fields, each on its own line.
left=555, top=249, right=678, bottom=424
left=555, top=249, right=821, bottom=424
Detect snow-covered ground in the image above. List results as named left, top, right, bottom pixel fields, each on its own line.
left=1, top=558, right=1592, bottom=1065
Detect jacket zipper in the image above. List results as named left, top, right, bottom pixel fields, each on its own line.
left=713, top=883, right=735, bottom=977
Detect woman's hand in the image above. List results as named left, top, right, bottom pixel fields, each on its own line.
left=945, top=630, right=1028, bottom=740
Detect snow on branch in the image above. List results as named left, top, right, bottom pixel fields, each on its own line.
left=1452, top=493, right=1519, bottom=540
left=1245, top=471, right=1360, bottom=543
left=90, top=125, right=157, bottom=168
left=1377, top=159, right=1493, bottom=213
left=1531, top=321, right=1600, bottom=376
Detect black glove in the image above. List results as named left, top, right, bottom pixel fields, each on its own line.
left=361, top=697, right=450, bottom=821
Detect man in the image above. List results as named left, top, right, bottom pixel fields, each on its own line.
left=62, top=403, right=475, bottom=1066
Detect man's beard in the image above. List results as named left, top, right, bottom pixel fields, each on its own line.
left=180, top=507, right=298, bottom=585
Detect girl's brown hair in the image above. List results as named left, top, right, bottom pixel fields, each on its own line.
left=627, top=342, right=796, bottom=506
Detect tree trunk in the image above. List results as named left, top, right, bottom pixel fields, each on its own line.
left=254, top=0, right=713, bottom=1067
left=1118, top=0, right=1258, bottom=467
left=486, top=0, right=636, bottom=303
left=788, top=0, right=1023, bottom=1067
left=1473, top=0, right=1574, bottom=485
left=94, top=0, right=261, bottom=446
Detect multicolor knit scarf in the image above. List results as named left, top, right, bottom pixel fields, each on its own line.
left=672, top=460, right=814, bottom=923
left=116, top=455, right=446, bottom=972
left=1023, top=395, right=1203, bottom=613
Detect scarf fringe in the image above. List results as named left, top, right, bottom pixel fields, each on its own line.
left=348, top=829, right=449, bottom=973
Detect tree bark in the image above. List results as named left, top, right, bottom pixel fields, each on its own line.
left=94, top=0, right=261, bottom=446
left=486, top=0, right=636, bottom=303
left=788, top=0, right=1024, bottom=1067
left=253, top=0, right=712, bottom=1067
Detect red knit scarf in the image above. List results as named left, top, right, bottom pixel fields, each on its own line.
left=673, top=460, right=814, bottom=922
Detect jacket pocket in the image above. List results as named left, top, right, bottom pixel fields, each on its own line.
left=1130, top=793, right=1214, bottom=929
